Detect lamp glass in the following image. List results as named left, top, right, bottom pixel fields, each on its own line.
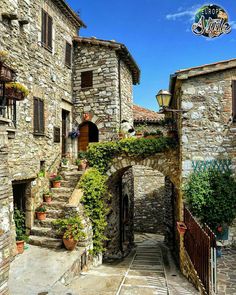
left=156, top=91, right=172, bottom=108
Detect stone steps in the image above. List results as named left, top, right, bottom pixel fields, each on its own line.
left=28, top=235, right=62, bottom=249
left=46, top=209, right=65, bottom=219
left=31, top=226, right=59, bottom=239
left=29, top=165, right=85, bottom=250
left=34, top=218, right=56, bottom=228
left=43, top=201, right=67, bottom=210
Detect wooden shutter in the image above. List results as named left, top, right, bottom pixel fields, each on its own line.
left=34, top=98, right=44, bottom=135
left=81, top=71, right=93, bottom=89
left=47, top=15, right=53, bottom=50
left=65, top=42, right=72, bottom=67
left=39, top=99, right=45, bottom=133
left=232, top=81, right=236, bottom=121
left=34, top=98, right=39, bottom=133
left=41, top=9, right=47, bottom=46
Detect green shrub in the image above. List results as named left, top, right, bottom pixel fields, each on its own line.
left=184, top=169, right=236, bottom=230
left=79, top=168, right=111, bottom=255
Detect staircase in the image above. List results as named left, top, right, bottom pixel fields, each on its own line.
left=29, top=165, right=84, bottom=249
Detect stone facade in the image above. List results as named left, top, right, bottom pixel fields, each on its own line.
left=0, top=0, right=82, bottom=234
left=132, top=165, right=165, bottom=234
left=0, top=119, right=14, bottom=295
left=73, top=37, right=140, bottom=147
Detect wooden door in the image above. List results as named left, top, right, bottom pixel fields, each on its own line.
left=78, top=123, right=89, bottom=151
left=62, top=110, right=69, bottom=156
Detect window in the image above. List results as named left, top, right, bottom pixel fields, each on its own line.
left=41, top=9, right=53, bottom=51
left=34, top=97, right=45, bottom=135
left=81, top=71, right=93, bottom=89
left=65, top=42, right=72, bottom=68
left=232, top=81, right=236, bottom=122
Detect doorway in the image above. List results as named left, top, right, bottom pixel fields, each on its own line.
left=12, top=180, right=32, bottom=230
left=62, top=109, right=70, bottom=156
left=78, top=121, right=99, bottom=151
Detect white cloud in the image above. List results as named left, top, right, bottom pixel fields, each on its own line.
left=166, top=5, right=202, bottom=22
left=230, top=21, right=236, bottom=30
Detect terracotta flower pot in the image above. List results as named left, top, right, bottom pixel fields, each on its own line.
left=136, top=132, right=143, bottom=138
left=36, top=212, right=46, bottom=221
left=118, top=133, right=124, bottom=140
left=44, top=195, right=52, bottom=204
left=79, top=161, right=87, bottom=171
left=63, top=237, right=78, bottom=251
left=177, top=222, right=187, bottom=235
left=53, top=181, right=61, bottom=188
left=16, top=240, right=25, bottom=254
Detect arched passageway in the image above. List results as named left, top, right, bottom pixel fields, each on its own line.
left=78, top=121, right=99, bottom=151
left=104, top=151, right=180, bottom=258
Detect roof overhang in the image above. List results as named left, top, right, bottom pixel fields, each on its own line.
left=73, top=37, right=140, bottom=85
left=52, top=0, right=86, bottom=28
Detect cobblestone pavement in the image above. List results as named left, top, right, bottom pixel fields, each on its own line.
left=217, top=246, right=236, bottom=295
left=49, top=233, right=199, bottom=295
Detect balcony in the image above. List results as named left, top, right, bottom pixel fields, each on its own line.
left=0, top=64, right=17, bottom=128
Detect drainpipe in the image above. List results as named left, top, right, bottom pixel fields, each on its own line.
left=118, top=58, right=122, bottom=128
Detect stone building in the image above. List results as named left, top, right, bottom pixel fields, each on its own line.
left=167, top=59, right=236, bottom=291
left=0, top=0, right=142, bottom=291
left=72, top=37, right=140, bottom=151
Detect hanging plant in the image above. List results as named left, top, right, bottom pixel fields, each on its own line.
left=5, top=82, right=29, bottom=101
left=69, top=128, right=80, bottom=139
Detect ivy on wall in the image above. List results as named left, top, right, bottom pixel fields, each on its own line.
left=86, top=137, right=177, bottom=173
left=184, top=169, right=236, bottom=230
left=79, top=168, right=111, bottom=256
left=79, top=136, right=177, bottom=255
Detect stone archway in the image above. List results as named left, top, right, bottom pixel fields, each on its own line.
left=104, top=150, right=180, bottom=258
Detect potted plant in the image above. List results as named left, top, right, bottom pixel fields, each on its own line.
left=51, top=174, right=62, bottom=188
left=14, top=207, right=28, bottom=254
left=135, top=124, right=147, bottom=138
left=53, top=216, right=86, bottom=251
left=43, top=191, right=52, bottom=204
left=35, top=205, right=47, bottom=220
left=61, top=157, right=69, bottom=167
left=76, top=151, right=88, bottom=171
left=5, top=82, right=29, bottom=101
left=76, top=158, right=87, bottom=171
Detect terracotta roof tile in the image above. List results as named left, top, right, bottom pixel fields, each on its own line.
left=133, top=105, right=163, bottom=123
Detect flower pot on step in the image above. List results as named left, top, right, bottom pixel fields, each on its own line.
left=16, top=240, right=25, bottom=254
left=44, top=194, right=52, bottom=204
left=36, top=212, right=46, bottom=221
left=63, top=237, right=78, bottom=251
left=52, top=181, right=61, bottom=188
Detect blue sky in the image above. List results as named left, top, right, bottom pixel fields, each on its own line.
left=68, top=0, right=236, bottom=111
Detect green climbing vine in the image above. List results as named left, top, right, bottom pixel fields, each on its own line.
left=79, top=168, right=111, bottom=256
left=79, top=136, right=176, bottom=255
left=86, top=137, right=176, bottom=173
left=184, top=169, right=236, bottom=230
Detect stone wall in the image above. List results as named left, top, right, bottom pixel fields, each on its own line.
left=0, top=0, right=78, bottom=225
left=0, top=120, right=13, bottom=295
left=175, top=69, right=236, bottom=241
left=73, top=43, right=120, bottom=142
left=73, top=43, right=135, bottom=142
left=133, top=165, right=165, bottom=234
left=120, top=60, right=133, bottom=123
left=177, top=70, right=236, bottom=178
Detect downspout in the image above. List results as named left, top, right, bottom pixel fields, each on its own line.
left=118, top=57, right=122, bottom=128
